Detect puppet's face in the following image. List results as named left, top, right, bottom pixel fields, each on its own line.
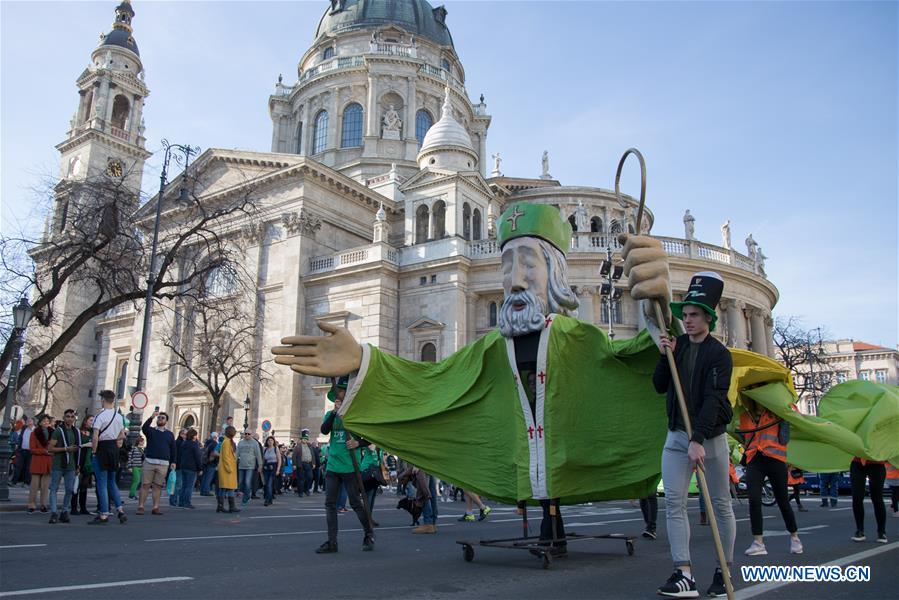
left=500, top=237, right=550, bottom=337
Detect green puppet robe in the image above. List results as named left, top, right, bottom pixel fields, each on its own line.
left=339, top=314, right=667, bottom=505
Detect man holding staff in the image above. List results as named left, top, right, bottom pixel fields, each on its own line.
left=653, top=272, right=736, bottom=598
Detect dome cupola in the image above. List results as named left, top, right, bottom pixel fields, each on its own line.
left=315, top=0, right=454, bottom=47
left=417, top=87, right=478, bottom=171
left=99, top=0, right=140, bottom=56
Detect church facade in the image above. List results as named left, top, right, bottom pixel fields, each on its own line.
left=31, top=0, right=779, bottom=440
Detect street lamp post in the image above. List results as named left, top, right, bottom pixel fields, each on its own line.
left=243, top=395, right=250, bottom=431
left=599, top=246, right=623, bottom=339
left=129, top=140, right=199, bottom=449
left=0, top=298, right=34, bottom=502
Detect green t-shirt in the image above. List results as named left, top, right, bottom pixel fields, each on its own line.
left=360, top=447, right=382, bottom=471
left=51, top=425, right=78, bottom=471
left=323, top=410, right=363, bottom=474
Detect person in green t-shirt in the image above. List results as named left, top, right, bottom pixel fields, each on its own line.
left=47, top=409, right=81, bottom=523
left=315, top=376, right=374, bottom=554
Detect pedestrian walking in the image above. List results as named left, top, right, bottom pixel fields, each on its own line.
left=47, top=409, right=80, bottom=524
left=653, top=273, right=735, bottom=598
left=819, top=471, right=840, bottom=507
left=71, top=415, right=94, bottom=515
left=315, top=377, right=374, bottom=553
left=177, top=429, right=202, bottom=509
left=640, top=494, right=659, bottom=539
left=262, top=436, right=282, bottom=506
left=127, top=437, right=144, bottom=500
left=135, top=408, right=176, bottom=516
left=457, top=490, right=492, bottom=522
left=27, top=414, right=53, bottom=514
left=199, top=431, right=219, bottom=496
left=788, top=465, right=807, bottom=512
left=14, top=417, right=34, bottom=486
left=887, top=463, right=899, bottom=518
left=849, top=457, right=888, bottom=543
left=237, top=429, right=263, bottom=505
left=293, top=431, right=315, bottom=496
left=216, top=426, right=240, bottom=513
left=737, top=399, right=803, bottom=557
left=169, top=428, right=187, bottom=507
left=89, top=391, right=127, bottom=524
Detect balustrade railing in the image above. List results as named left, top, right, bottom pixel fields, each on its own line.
left=298, top=55, right=365, bottom=85
left=369, top=41, right=417, bottom=57
left=110, top=125, right=131, bottom=142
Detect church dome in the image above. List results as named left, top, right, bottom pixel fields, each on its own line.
left=101, top=27, right=139, bottom=56
left=315, top=0, right=454, bottom=47
left=419, top=88, right=474, bottom=154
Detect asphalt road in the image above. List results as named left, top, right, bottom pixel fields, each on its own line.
left=0, top=485, right=896, bottom=599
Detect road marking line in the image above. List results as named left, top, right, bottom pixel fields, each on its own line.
left=734, top=541, right=899, bottom=599
left=760, top=524, right=827, bottom=537
left=0, top=544, right=47, bottom=549
left=0, top=577, right=193, bottom=597
left=145, top=523, right=455, bottom=542
left=566, top=517, right=645, bottom=527
left=736, top=516, right=774, bottom=523
left=248, top=514, right=327, bottom=519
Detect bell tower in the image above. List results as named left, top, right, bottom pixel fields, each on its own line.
left=55, top=0, right=150, bottom=211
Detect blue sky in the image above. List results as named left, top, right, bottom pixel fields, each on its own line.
left=2, top=1, right=896, bottom=347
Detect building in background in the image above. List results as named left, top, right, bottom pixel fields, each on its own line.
left=28, top=0, right=779, bottom=438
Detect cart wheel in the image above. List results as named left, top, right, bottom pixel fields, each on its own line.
left=462, top=544, right=474, bottom=562
left=541, top=553, right=552, bottom=569
left=626, top=540, right=635, bottom=556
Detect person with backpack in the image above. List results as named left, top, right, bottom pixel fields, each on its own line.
left=200, top=432, right=219, bottom=496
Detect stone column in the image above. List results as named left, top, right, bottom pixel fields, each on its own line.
left=328, top=91, right=338, bottom=151
left=725, top=299, right=748, bottom=349
left=479, top=130, right=487, bottom=177
left=405, top=79, right=416, bottom=141
left=427, top=203, right=434, bottom=241
left=748, top=308, right=767, bottom=355
left=365, top=75, right=377, bottom=137
left=577, top=287, right=595, bottom=324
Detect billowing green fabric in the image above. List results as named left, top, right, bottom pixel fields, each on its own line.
left=724, top=350, right=899, bottom=472
left=340, top=316, right=666, bottom=505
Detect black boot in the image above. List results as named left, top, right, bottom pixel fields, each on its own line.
left=362, top=534, right=375, bottom=551
left=316, top=540, right=338, bottom=554
left=228, top=497, right=241, bottom=513
left=59, top=511, right=70, bottom=523
left=216, top=497, right=225, bottom=513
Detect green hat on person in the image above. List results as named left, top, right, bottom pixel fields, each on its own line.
left=497, top=203, right=572, bottom=255
left=327, top=376, right=349, bottom=402
left=670, top=271, right=724, bottom=332
left=301, top=428, right=310, bottom=440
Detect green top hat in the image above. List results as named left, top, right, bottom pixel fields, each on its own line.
left=327, top=376, right=349, bottom=402
left=497, top=203, right=571, bottom=255
left=670, top=271, right=724, bottom=332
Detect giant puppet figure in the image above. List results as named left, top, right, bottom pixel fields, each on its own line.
left=273, top=203, right=674, bottom=509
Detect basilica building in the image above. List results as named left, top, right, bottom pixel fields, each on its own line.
left=33, top=0, right=778, bottom=439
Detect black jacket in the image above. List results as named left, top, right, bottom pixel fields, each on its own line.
left=652, top=333, right=733, bottom=444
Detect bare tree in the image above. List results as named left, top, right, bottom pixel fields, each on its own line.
left=159, top=259, right=272, bottom=432
left=0, top=163, right=260, bottom=410
left=773, top=316, right=834, bottom=404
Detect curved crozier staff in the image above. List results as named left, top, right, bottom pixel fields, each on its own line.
left=616, top=148, right=734, bottom=600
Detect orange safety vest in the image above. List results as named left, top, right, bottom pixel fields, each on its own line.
left=739, top=409, right=787, bottom=464
left=885, top=463, right=899, bottom=484
left=787, top=464, right=805, bottom=486
left=729, top=462, right=739, bottom=486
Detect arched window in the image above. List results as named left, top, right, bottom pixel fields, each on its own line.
left=111, top=95, right=130, bottom=130
left=441, top=58, right=450, bottom=71
left=472, top=208, right=482, bottom=241
left=568, top=214, right=578, bottom=232
left=323, top=46, right=335, bottom=60
left=415, top=204, right=430, bottom=244
left=432, top=200, right=446, bottom=239
left=340, top=103, right=363, bottom=148
left=415, top=110, right=433, bottom=147
left=312, top=110, right=329, bottom=154
left=181, top=414, right=196, bottom=430
left=462, top=203, right=471, bottom=240
left=204, top=265, right=236, bottom=297
left=295, top=121, right=303, bottom=154
left=420, top=342, right=437, bottom=362
left=590, top=217, right=603, bottom=233
left=115, top=360, right=128, bottom=399
left=488, top=302, right=497, bottom=327
left=609, top=219, right=622, bottom=234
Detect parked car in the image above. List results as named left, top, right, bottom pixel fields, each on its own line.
left=800, top=472, right=854, bottom=494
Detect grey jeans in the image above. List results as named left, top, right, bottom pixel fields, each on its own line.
left=661, top=430, right=736, bottom=568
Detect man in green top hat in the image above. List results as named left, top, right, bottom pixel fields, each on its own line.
left=273, top=202, right=672, bottom=518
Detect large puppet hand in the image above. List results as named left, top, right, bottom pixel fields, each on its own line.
left=618, top=234, right=672, bottom=332
left=271, top=321, right=363, bottom=377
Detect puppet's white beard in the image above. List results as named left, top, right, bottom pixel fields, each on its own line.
left=499, top=291, right=547, bottom=338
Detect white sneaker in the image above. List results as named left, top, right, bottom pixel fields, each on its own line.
left=790, top=537, right=803, bottom=554
left=744, top=540, right=768, bottom=556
